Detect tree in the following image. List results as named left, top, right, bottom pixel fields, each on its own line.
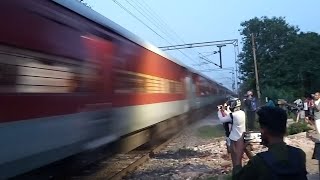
left=238, top=16, right=320, bottom=100
left=281, top=32, right=320, bottom=95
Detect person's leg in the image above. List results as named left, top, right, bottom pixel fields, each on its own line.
left=300, top=110, right=305, bottom=122
left=314, top=119, right=320, bottom=140
left=305, top=110, right=309, bottom=123
left=230, top=140, right=237, bottom=166
left=247, top=111, right=255, bottom=131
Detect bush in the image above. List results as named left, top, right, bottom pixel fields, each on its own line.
left=287, top=122, right=311, bottom=135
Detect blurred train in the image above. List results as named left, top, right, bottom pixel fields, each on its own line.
left=0, top=0, right=234, bottom=178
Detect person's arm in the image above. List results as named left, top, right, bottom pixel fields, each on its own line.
left=217, top=110, right=232, bottom=123
left=314, top=103, right=320, bottom=112
left=232, top=132, right=259, bottom=180
left=232, top=157, right=259, bottom=180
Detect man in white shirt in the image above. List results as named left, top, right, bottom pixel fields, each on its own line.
left=218, top=97, right=246, bottom=165
left=312, top=92, right=320, bottom=139
left=294, top=98, right=304, bottom=122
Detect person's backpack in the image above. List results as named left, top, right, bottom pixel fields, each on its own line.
left=257, top=145, right=308, bottom=180
left=223, top=122, right=231, bottom=137
left=223, top=113, right=233, bottom=137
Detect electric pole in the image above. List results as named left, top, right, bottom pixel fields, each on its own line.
left=251, top=33, right=261, bottom=99
left=217, top=45, right=226, bottom=68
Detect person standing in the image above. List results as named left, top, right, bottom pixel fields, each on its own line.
left=217, top=97, right=246, bottom=166
left=312, top=92, right=320, bottom=139
left=293, top=98, right=304, bottom=122
left=232, top=106, right=308, bottom=180
left=303, top=97, right=309, bottom=123
left=243, top=90, right=257, bottom=131
left=309, top=95, right=315, bottom=122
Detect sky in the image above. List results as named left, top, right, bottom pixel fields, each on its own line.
left=82, top=0, right=320, bottom=91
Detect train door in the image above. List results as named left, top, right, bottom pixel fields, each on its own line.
left=185, top=73, right=196, bottom=110
left=80, top=35, right=118, bottom=147
left=81, top=35, right=114, bottom=105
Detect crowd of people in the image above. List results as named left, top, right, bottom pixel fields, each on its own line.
left=217, top=90, right=310, bottom=180
left=293, top=93, right=320, bottom=136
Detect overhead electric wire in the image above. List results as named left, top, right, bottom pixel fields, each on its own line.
left=138, top=0, right=189, bottom=45
left=112, top=0, right=231, bottom=89
left=137, top=0, right=203, bottom=58
left=112, top=0, right=169, bottom=44
left=132, top=0, right=207, bottom=66
left=114, top=0, right=220, bottom=75
left=127, top=0, right=178, bottom=46
left=125, top=0, right=198, bottom=64
left=113, top=0, right=196, bottom=64
left=137, top=0, right=207, bottom=61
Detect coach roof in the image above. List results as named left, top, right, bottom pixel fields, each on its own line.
left=51, top=0, right=223, bottom=87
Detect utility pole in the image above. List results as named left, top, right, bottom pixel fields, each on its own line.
left=234, top=44, right=239, bottom=96
left=251, top=33, right=261, bottom=99
left=217, top=45, right=226, bottom=68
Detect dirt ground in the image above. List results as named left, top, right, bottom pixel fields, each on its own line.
left=126, top=114, right=319, bottom=180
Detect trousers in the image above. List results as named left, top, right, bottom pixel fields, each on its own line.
left=246, top=111, right=256, bottom=131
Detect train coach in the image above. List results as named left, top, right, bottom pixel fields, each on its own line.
left=0, top=0, right=234, bottom=178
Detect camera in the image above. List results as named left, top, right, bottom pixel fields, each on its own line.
left=217, top=104, right=227, bottom=110
left=244, top=131, right=262, bottom=144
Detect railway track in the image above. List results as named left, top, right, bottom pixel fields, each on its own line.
left=11, top=105, right=217, bottom=180
left=74, top=132, right=182, bottom=180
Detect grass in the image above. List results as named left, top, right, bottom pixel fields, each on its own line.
left=287, top=121, right=312, bottom=135
left=196, top=124, right=226, bottom=139
left=288, top=112, right=296, bottom=120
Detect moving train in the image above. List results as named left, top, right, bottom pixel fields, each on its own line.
left=0, top=0, right=234, bottom=178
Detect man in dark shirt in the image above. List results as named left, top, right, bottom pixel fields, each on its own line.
left=243, top=90, right=257, bottom=130
left=232, top=106, right=308, bottom=180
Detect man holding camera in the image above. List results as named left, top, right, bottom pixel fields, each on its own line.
left=217, top=97, right=246, bottom=165
left=232, top=106, right=307, bottom=180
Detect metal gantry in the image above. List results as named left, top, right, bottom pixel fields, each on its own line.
left=158, top=39, right=238, bottom=51
left=158, top=39, right=240, bottom=94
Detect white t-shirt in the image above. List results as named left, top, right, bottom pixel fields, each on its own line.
left=217, top=109, right=246, bottom=141
left=303, top=102, right=308, bottom=110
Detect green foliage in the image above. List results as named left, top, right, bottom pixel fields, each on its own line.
left=287, top=112, right=296, bottom=120
left=287, top=122, right=311, bottom=135
left=196, top=124, right=225, bottom=138
left=238, top=16, right=320, bottom=98
left=262, top=86, right=295, bottom=102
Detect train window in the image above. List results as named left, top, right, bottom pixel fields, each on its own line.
left=0, top=45, right=98, bottom=93
left=0, top=63, right=18, bottom=92
left=114, top=70, right=184, bottom=94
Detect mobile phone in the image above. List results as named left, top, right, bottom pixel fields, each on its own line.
left=244, top=131, right=262, bottom=144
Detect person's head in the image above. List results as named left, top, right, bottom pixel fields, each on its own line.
left=314, top=92, right=320, bottom=100
left=247, top=90, right=253, bottom=97
left=227, top=97, right=241, bottom=112
left=256, top=106, right=287, bottom=146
